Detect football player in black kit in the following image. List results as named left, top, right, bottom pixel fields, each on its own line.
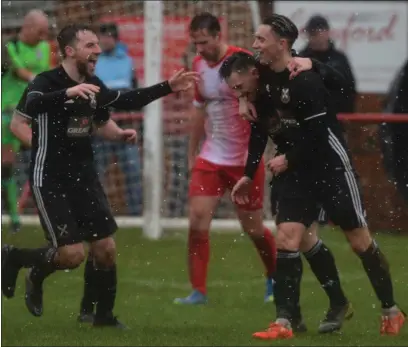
left=1, top=24, right=198, bottom=328
left=220, top=14, right=405, bottom=339
left=235, top=57, right=354, bottom=334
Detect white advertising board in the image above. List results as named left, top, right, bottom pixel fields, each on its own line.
left=274, top=1, right=408, bottom=93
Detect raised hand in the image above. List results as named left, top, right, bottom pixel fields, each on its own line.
left=287, top=57, right=313, bottom=80
left=231, top=176, right=253, bottom=205
left=267, top=155, right=288, bottom=175
left=168, top=69, right=200, bottom=92
left=239, top=97, right=258, bottom=122
left=120, top=128, right=137, bottom=144
left=66, top=84, right=100, bottom=100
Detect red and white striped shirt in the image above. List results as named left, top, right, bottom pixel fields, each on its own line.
left=192, top=46, right=252, bottom=166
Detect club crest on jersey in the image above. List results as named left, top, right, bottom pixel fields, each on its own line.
left=281, top=88, right=290, bottom=104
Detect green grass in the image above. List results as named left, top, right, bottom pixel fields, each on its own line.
left=2, top=226, right=408, bottom=346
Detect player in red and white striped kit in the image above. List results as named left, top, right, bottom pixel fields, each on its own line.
left=174, top=13, right=277, bottom=305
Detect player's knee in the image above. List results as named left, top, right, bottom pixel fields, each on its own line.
left=345, top=227, right=373, bottom=253
left=56, top=244, right=86, bottom=269
left=91, top=237, right=117, bottom=268
left=189, top=203, right=214, bottom=229
left=299, top=222, right=319, bottom=253
left=238, top=209, right=264, bottom=237
left=276, top=222, right=305, bottom=251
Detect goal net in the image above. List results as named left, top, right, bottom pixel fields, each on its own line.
left=5, top=0, right=276, bottom=237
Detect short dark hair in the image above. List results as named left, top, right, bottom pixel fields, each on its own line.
left=57, top=24, right=94, bottom=58
left=189, top=12, right=221, bottom=36
left=305, top=15, right=330, bottom=33
left=99, top=22, right=119, bottom=40
left=219, top=52, right=257, bottom=80
left=263, top=14, right=299, bottom=48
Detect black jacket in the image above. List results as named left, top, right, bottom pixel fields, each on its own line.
left=300, top=41, right=356, bottom=114
left=381, top=59, right=408, bottom=202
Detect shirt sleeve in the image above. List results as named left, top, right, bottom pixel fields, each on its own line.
left=285, top=72, right=329, bottom=169
left=311, top=58, right=350, bottom=92
left=191, top=58, right=205, bottom=109
left=94, top=108, right=111, bottom=125
left=6, top=42, right=25, bottom=69
left=244, top=121, right=268, bottom=179
left=97, top=78, right=172, bottom=110
left=15, top=87, right=31, bottom=119
left=25, top=75, right=68, bottom=116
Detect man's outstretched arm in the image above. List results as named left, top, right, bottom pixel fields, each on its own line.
left=289, top=56, right=350, bottom=92
left=311, top=58, right=351, bottom=94
left=100, top=81, right=173, bottom=110
left=99, top=69, right=198, bottom=111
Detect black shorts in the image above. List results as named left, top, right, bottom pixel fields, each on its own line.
left=270, top=178, right=328, bottom=225
left=271, top=171, right=319, bottom=228
left=272, top=169, right=367, bottom=231
left=317, top=208, right=329, bottom=225
left=31, top=179, right=117, bottom=247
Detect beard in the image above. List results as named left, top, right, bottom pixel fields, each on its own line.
left=76, top=59, right=92, bottom=79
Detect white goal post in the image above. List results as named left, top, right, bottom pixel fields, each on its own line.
left=143, top=1, right=164, bottom=240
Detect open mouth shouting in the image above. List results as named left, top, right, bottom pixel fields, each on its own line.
left=87, top=55, right=98, bottom=70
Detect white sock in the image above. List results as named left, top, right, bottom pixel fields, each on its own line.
left=276, top=318, right=291, bottom=328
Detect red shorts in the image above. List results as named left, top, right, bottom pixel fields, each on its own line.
left=188, top=157, right=265, bottom=210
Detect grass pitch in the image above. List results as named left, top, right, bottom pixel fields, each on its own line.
left=2, top=225, right=408, bottom=346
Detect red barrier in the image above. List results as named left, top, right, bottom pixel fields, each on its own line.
left=112, top=112, right=408, bottom=123
left=110, top=112, right=408, bottom=136
left=338, top=113, right=408, bottom=123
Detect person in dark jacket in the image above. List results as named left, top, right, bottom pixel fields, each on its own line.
left=300, top=15, right=356, bottom=114
left=381, top=59, right=408, bottom=202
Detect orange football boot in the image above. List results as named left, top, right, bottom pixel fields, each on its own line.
left=253, top=322, right=294, bottom=340
left=380, top=309, right=406, bottom=336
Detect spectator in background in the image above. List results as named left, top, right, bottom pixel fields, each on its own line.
left=381, top=59, right=408, bottom=203
left=2, top=10, right=50, bottom=232
left=300, top=15, right=356, bottom=114
left=93, top=23, right=142, bottom=216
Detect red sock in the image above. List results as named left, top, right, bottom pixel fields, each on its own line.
left=188, top=229, right=210, bottom=295
left=250, top=228, right=277, bottom=277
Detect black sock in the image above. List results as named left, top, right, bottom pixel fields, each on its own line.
left=274, top=250, right=303, bottom=322
left=80, top=254, right=98, bottom=314
left=358, top=240, right=395, bottom=309
left=9, top=246, right=56, bottom=269
left=29, top=264, right=56, bottom=286
left=94, top=263, right=117, bottom=319
left=303, top=240, right=348, bottom=307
